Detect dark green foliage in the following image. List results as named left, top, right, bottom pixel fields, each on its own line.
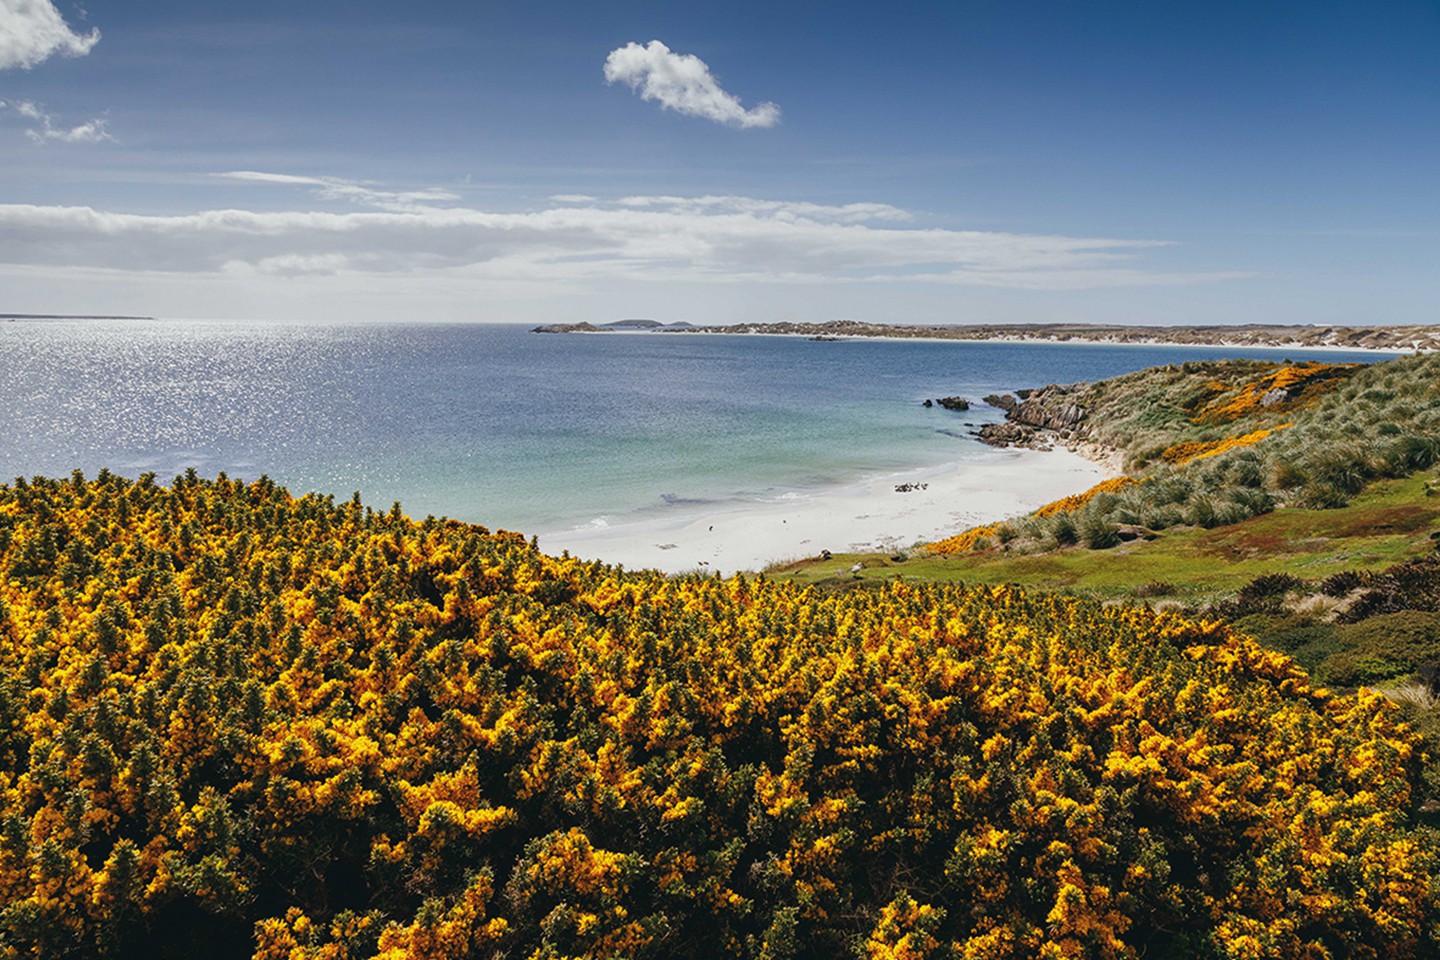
left=1321, top=570, right=1369, bottom=598
left=1078, top=511, right=1120, bottom=549
left=1341, top=554, right=1440, bottom=622
left=1320, top=612, right=1440, bottom=687
left=1240, top=573, right=1305, bottom=603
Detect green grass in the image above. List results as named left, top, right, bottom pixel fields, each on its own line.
left=769, top=466, right=1440, bottom=604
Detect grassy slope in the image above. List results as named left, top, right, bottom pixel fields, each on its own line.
left=771, top=466, right=1440, bottom=604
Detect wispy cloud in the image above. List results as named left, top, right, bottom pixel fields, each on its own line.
left=604, top=40, right=780, bottom=129
left=602, top=195, right=911, bottom=224
left=0, top=0, right=100, bottom=70
left=217, top=171, right=461, bottom=212
left=0, top=186, right=1241, bottom=292
left=0, top=98, right=112, bottom=143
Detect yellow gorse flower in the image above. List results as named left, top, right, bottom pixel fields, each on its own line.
left=0, top=471, right=1432, bottom=958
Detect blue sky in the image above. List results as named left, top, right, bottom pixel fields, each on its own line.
left=1, top=0, right=1436, bottom=325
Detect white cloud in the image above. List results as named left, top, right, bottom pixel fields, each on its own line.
left=0, top=0, right=100, bottom=70
left=608, top=194, right=911, bottom=224
left=217, top=171, right=460, bottom=212
left=0, top=97, right=112, bottom=142
left=0, top=188, right=1239, bottom=293
left=604, top=40, right=779, bottom=129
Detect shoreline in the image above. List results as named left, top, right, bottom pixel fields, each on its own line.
left=537, top=446, right=1111, bottom=575
left=534, top=323, right=1423, bottom=356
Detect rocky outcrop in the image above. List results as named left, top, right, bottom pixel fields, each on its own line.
left=1010, top=385, right=1089, bottom=435
left=977, top=383, right=1091, bottom=451
left=976, top=422, right=1050, bottom=450
left=983, top=393, right=1017, bottom=412
left=936, top=396, right=969, bottom=411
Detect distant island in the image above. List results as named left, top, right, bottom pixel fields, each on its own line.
left=532, top=318, right=695, bottom=333
left=2, top=313, right=155, bottom=321
left=533, top=318, right=1440, bottom=352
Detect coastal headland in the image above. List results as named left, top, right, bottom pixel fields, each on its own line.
left=533, top=318, right=1440, bottom=352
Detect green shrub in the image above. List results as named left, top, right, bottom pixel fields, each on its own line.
left=1231, top=613, right=1343, bottom=673
left=1379, top=435, right=1440, bottom=476
left=1269, top=460, right=1308, bottom=490
left=1320, top=611, right=1440, bottom=687
left=1080, top=512, right=1120, bottom=550
left=1320, top=570, right=1369, bottom=598
left=1186, top=495, right=1220, bottom=528
left=1295, top=482, right=1352, bottom=510
left=1306, top=447, right=1370, bottom=495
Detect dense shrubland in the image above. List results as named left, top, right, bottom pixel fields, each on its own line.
left=1222, top=555, right=1440, bottom=690
left=932, top=353, right=1440, bottom=555
left=0, top=472, right=1435, bottom=958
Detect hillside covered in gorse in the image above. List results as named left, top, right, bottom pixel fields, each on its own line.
left=0, top=470, right=1435, bottom=959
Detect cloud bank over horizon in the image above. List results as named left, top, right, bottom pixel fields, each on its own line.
left=604, top=40, right=780, bottom=128
left=218, top=171, right=461, bottom=212
left=0, top=179, right=1241, bottom=293
left=0, top=0, right=100, bottom=70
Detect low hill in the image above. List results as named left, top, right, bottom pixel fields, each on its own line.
left=651, top=320, right=1440, bottom=352
left=0, top=472, right=1434, bottom=957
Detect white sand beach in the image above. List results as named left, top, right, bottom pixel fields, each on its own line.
left=538, top=447, right=1111, bottom=575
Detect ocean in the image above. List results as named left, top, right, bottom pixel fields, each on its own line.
left=0, top=319, right=1393, bottom=538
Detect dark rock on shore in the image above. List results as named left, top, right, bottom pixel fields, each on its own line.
left=976, top=382, right=1090, bottom=451
left=983, top=393, right=1018, bottom=412
left=936, top=396, right=970, bottom=411
left=1010, top=384, right=1089, bottom=432
left=976, top=422, right=1051, bottom=450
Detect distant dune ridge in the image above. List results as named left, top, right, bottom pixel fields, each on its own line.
left=533, top=319, right=1440, bottom=352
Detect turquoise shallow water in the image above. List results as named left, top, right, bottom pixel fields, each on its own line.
left=0, top=320, right=1393, bottom=533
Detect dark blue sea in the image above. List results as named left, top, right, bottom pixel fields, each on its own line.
left=0, top=320, right=1393, bottom=535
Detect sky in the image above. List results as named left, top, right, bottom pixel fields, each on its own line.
left=0, top=0, right=1436, bottom=326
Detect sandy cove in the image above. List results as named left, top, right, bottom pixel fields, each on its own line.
left=537, top=447, right=1110, bottom=576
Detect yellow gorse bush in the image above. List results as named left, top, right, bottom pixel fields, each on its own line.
left=1160, top=425, right=1292, bottom=467
left=1193, top=363, right=1357, bottom=424
left=927, top=477, right=1141, bottom=555
left=1032, top=477, right=1142, bottom=518
left=926, top=523, right=1009, bottom=557
left=0, top=471, right=1434, bottom=958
